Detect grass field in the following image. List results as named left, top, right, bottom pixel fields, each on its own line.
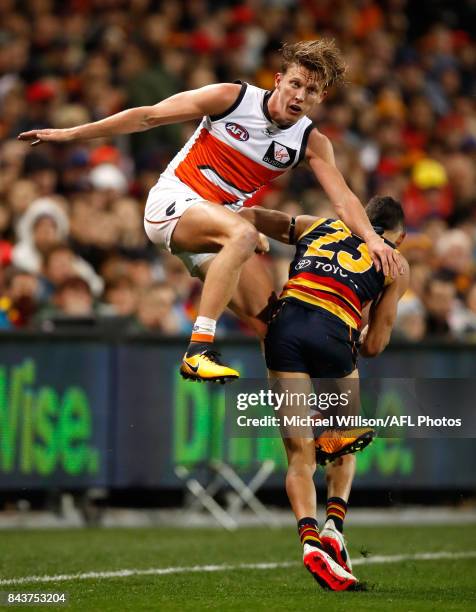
left=0, top=524, right=475, bottom=611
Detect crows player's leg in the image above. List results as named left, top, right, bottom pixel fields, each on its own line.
left=320, top=454, right=356, bottom=573
left=269, top=371, right=358, bottom=591
left=319, top=370, right=371, bottom=573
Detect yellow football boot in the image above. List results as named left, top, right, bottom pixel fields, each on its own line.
left=315, top=428, right=375, bottom=465
left=180, top=349, right=240, bottom=383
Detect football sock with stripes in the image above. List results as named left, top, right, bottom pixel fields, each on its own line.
left=298, top=517, right=323, bottom=551
left=186, top=316, right=217, bottom=357
left=326, top=497, right=348, bottom=533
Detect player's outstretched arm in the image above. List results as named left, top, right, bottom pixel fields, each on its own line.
left=359, top=258, right=410, bottom=357
left=18, top=83, right=242, bottom=145
left=305, top=130, right=404, bottom=279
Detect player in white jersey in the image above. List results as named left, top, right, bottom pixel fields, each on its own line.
left=19, top=39, right=403, bottom=382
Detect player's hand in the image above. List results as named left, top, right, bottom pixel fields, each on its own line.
left=359, top=324, right=368, bottom=345
left=255, top=232, right=269, bottom=254
left=366, top=234, right=403, bottom=278
left=358, top=324, right=373, bottom=357
left=18, top=128, right=74, bottom=146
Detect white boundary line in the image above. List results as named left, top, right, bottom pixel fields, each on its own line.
left=1, top=551, right=475, bottom=587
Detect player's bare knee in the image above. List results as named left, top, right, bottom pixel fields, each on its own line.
left=287, top=449, right=316, bottom=476
left=287, top=462, right=316, bottom=481
left=229, top=222, right=259, bottom=256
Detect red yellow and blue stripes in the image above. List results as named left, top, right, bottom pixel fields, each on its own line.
left=326, top=497, right=348, bottom=533
left=281, top=272, right=362, bottom=329
left=298, top=517, right=323, bottom=550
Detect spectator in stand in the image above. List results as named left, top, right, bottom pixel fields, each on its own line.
left=102, top=276, right=138, bottom=319
left=36, top=276, right=96, bottom=327
left=129, top=282, right=184, bottom=335
left=40, top=243, right=76, bottom=299
left=402, top=158, right=453, bottom=230
left=11, top=197, right=70, bottom=273
left=54, top=276, right=95, bottom=317
left=127, top=258, right=155, bottom=289
left=0, top=204, right=13, bottom=267
left=422, top=271, right=458, bottom=338
left=40, top=242, right=103, bottom=299
left=23, top=150, right=58, bottom=196
left=0, top=267, right=40, bottom=329
left=435, top=229, right=474, bottom=295
left=393, top=296, right=427, bottom=342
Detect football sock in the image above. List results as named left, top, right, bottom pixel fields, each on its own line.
left=326, top=497, right=348, bottom=533
left=298, top=517, right=323, bottom=550
left=186, top=316, right=216, bottom=357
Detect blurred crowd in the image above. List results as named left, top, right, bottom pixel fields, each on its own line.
left=0, top=0, right=475, bottom=341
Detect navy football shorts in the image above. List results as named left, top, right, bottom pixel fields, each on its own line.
left=264, top=300, right=360, bottom=378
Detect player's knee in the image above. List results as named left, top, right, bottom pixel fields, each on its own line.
left=287, top=462, right=317, bottom=481
left=229, top=222, right=259, bottom=255
left=287, top=450, right=316, bottom=476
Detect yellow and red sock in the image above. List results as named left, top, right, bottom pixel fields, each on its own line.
left=298, top=517, right=323, bottom=550
left=326, top=497, right=348, bottom=533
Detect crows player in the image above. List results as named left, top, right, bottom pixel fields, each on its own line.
left=19, top=40, right=403, bottom=382
left=241, top=196, right=408, bottom=590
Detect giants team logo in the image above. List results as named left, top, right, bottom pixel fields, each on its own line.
left=263, top=141, right=296, bottom=168
left=225, top=122, right=249, bottom=141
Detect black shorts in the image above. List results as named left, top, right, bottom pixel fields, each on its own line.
left=264, top=300, right=360, bottom=378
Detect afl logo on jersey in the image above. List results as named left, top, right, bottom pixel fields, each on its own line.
left=225, top=122, right=249, bottom=142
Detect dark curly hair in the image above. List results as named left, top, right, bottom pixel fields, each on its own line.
left=365, top=196, right=405, bottom=231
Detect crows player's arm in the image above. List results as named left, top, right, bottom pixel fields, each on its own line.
left=359, top=257, right=410, bottom=357
left=18, top=83, right=242, bottom=143
left=239, top=207, right=317, bottom=244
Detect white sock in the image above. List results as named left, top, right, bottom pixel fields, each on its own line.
left=191, top=316, right=216, bottom=342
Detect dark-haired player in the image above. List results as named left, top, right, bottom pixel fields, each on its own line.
left=19, top=40, right=403, bottom=382
left=240, top=196, right=408, bottom=590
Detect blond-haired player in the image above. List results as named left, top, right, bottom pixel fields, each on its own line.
left=19, top=40, right=404, bottom=382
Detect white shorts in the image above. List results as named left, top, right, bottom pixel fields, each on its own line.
left=144, top=178, right=204, bottom=251
left=144, top=178, right=239, bottom=276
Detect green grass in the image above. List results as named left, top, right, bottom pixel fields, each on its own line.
left=0, top=525, right=475, bottom=611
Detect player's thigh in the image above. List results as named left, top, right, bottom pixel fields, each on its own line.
left=171, top=201, right=256, bottom=253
